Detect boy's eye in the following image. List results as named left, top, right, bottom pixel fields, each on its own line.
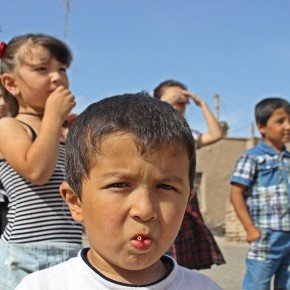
left=107, top=182, right=128, bottom=189
left=36, top=67, right=47, bottom=72
left=275, top=118, right=286, bottom=124
left=157, top=184, right=176, bottom=191
left=59, top=67, right=67, bottom=73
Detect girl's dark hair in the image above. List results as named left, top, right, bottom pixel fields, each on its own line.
left=0, top=33, right=72, bottom=116
left=153, top=79, right=187, bottom=99
left=255, top=97, right=290, bottom=126
left=66, top=92, right=196, bottom=197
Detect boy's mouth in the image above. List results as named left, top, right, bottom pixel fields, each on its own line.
left=131, top=235, right=153, bottom=251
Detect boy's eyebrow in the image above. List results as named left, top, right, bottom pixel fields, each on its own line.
left=102, top=171, right=186, bottom=185
left=101, top=171, right=128, bottom=178
left=157, top=176, right=186, bottom=185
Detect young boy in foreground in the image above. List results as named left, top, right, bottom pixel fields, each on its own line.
left=16, top=92, right=222, bottom=289
left=230, top=98, right=290, bottom=290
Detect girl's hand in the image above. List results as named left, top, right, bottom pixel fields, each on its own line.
left=45, top=86, right=76, bottom=123
left=183, top=90, right=205, bottom=107
left=161, top=89, right=189, bottom=106
left=246, top=225, right=261, bottom=243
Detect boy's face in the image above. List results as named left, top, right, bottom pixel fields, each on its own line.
left=259, top=107, right=290, bottom=151
left=61, top=132, right=191, bottom=284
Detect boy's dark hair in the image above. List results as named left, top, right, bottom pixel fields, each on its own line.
left=66, top=92, right=196, bottom=197
left=0, top=33, right=72, bottom=116
left=255, top=97, right=290, bottom=126
left=153, top=79, right=187, bottom=100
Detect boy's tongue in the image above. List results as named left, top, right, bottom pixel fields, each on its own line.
left=131, top=236, right=152, bottom=251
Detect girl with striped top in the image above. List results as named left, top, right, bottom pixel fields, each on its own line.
left=0, top=34, right=83, bottom=290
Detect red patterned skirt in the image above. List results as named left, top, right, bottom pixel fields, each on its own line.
left=168, top=194, right=226, bottom=269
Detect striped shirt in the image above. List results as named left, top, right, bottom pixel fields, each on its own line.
left=0, top=142, right=83, bottom=243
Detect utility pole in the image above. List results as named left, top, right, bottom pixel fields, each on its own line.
left=214, top=93, right=220, bottom=121
left=62, top=0, right=71, bottom=41
left=250, top=121, right=255, bottom=138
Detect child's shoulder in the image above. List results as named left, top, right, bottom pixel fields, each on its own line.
left=0, top=116, right=28, bottom=132
left=0, top=116, right=17, bottom=126
left=240, top=142, right=266, bottom=160
left=0, top=117, right=35, bottom=138
left=0, top=117, right=23, bottom=139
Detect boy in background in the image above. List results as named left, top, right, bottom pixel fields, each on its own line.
left=16, top=92, right=221, bottom=289
left=230, top=98, right=290, bottom=290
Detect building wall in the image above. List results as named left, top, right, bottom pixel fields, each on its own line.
left=196, top=138, right=253, bottom=237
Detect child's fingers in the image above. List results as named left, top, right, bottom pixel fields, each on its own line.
left=53, top=85, right=67, bottom=93
left=190, top=95, right=203, bottom=106
left=181, top=90, right=199, bottom=103
left=70, top=98, right=76, bottom=108
left=45, top=88, right=76, bottom=119
left=48, top=86, right=69, bottom=98
left=246, top=227, right=261, bottom=243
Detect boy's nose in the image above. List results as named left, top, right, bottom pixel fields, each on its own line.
left=50, top=71, right=63, bottom=84
left=130, top=189, right=158, bottom=222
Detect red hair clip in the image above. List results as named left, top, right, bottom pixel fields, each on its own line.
left=0, top=42, right=7, bottom=58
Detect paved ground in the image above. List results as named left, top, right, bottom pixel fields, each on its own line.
left=201, top=236, right=278, bottom=290
left=199, top=236, right=249, bottom=290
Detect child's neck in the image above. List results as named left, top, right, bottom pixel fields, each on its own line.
left=263, top=139, right=284, bottom=152
left=87, top=249, right=168, bottom=285
left=17, top=112, right=43, bottom=118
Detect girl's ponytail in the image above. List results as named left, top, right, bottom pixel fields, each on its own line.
left=0, top=83, right=18, bottom=117
left=0, top=41, right=18, bottom=116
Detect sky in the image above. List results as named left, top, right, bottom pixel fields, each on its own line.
left=1, top=0, right=290, bottom=137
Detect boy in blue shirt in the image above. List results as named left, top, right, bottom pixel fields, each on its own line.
left=230, top=98, right=290, bottom=290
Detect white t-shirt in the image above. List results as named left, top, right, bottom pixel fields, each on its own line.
left=16, top=249, right=222, bottom=290
left=191, top=129, right=202, bottom=149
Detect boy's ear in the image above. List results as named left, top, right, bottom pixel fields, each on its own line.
left=257, top=123, right=266, bottom=135
left=1, top=73, right=20, bottom=96
left=60, top=182, right=83, bottom=222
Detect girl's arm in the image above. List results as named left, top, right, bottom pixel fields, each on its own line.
left=0, top=86, right=75, bottom=185
left=187, top=93, right=222, bottom=147
left=230, top=183, right=261, bottom=243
